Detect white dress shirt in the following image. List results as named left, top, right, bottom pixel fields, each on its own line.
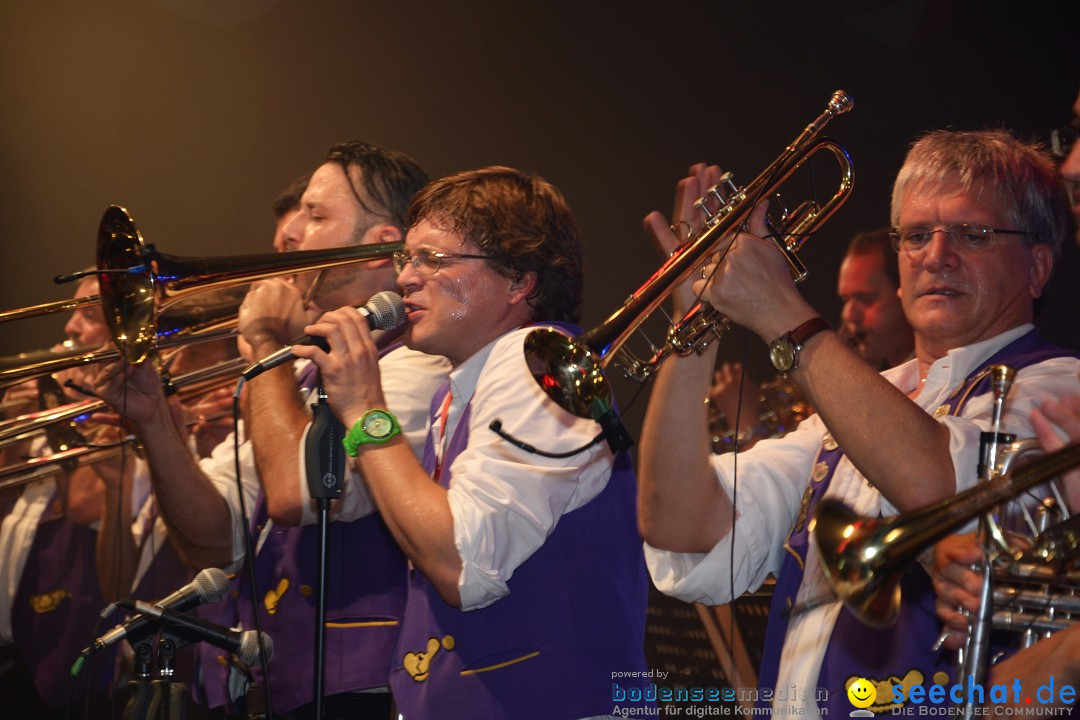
left=0, top=476, right=53, bottom=643
left=645, top=324, right=1080, bottom=715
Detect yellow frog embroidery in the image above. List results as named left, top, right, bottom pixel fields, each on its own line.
left=403, top=636, right=455, bottom=682
left=29, top=589, right=70, bottom=614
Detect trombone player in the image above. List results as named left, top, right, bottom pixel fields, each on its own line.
left=88, top=142, right=449, bottom=719
left=0, top=275, right=122, bottom=715
left=638, top=130, right=1080, bottom=715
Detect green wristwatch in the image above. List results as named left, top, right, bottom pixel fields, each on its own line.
left=343, top=409, right=402, bottom=456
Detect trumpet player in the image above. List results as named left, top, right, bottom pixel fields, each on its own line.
left=707, top=227, right=912, bottom=454
left=639, top=130, right=1080, bottom=716
left=837, top=227, right=914, bottom=370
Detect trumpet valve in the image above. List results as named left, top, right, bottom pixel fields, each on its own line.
left=694, top=173, right=742, bottom=228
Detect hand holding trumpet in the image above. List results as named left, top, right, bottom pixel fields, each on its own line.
left=643, top=162, right=725, bottom=317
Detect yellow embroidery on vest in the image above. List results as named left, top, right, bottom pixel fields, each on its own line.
left=264, top=578, right=289, bottom=615
left=29, top=589, right=69, bottom=614
left=403, top=635, right=454, bottom=682
left=458, top=650, right=540, bottom=676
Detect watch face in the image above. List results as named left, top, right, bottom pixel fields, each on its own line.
left=363, top=412, right=393, bottom=438
left=770, top=338, right=796, bottom=373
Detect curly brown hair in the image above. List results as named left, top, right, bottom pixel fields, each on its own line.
left=405, top=166, right=584, bottom=323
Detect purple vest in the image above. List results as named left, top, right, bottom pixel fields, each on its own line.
left=758, top=328, right=1078, bottom=715
left=390, top=336, right=650, bottom=720
left=11, top=491, right=112, bottom=706
left=199, top=337, right=410, bottom=714
left=232, top=499, right=407, bottom=714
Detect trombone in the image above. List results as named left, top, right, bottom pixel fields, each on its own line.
left=0, top=204, right=402, bottom=374
left=524, top=90, right=854, bottom=420
left=0, top=356, right=250, bottom=448
left=0, top=290, right=243, bottom=389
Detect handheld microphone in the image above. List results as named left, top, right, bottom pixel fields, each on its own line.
left=241, top=290, right=406, bottom=381
left=123, top=600, right=273, bottom=666
left=88, top=568, right=230, bottom=652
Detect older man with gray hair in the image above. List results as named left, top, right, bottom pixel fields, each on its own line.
left=638, top=130, right=1080, bottom=715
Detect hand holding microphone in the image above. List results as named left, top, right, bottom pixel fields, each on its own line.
left=241, top=291, right=406, bottom=381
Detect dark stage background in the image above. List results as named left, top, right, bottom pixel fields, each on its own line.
left=1, top=0, right=1077, bottom=436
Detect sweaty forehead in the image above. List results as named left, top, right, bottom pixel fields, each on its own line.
left=405, top=218, right=468, bottom=251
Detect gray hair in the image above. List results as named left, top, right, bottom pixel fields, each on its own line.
left=890, top=129, right=1067, bottom=259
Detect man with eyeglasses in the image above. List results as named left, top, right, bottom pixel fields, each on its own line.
left=90, top=143, right=450, bottom=719
left=292, top=166, right=650, bottom=720
left=927, top=90, right=1080, bottom=713
left=638, top=130, right=1080, bottom=715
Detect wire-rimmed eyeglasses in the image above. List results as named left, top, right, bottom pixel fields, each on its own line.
left=393, top=249, right=498, bottom=276
left=888, top=225, right=1035, bottom=254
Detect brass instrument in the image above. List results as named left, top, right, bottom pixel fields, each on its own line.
left=94, top=204, right=404, bottom=363
left=0, top=356, right=249, bottom=447
left=0, top=290, right=244, bottom=389
left=524, top=90, right=854, bottom=419
left=708, top=375, right=813, bottom=453
left=0, top=444, right=133, bottom=493
left=0, top=295, right=102, bottom=323
left=0, top=354, right=250, bottom=489
left=811, top=439, right=1080, bottom=629
left=0, top=205, right=402, bottom=373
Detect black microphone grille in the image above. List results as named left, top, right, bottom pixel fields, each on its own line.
left=367, top=291, right=406, bottom=330
left=193, top=568, right=230, bottom=603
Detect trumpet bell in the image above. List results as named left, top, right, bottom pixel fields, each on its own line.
left=524, top=327, right=612, bottom=419
left=813, top=441, right=1080, bottom=630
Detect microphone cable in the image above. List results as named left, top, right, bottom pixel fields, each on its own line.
left=230, top=377, right=275, bottom=719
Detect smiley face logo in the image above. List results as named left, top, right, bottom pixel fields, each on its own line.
left=847, top=677, right=876, bottom=709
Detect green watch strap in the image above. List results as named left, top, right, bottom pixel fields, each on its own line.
left=343, top=408, right=402, bottom=456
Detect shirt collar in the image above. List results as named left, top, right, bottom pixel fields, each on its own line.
left=883, top=323, right=1035, bottom=404
left=446, top=333, right=504, bottom=410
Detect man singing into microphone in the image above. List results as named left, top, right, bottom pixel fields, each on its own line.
left=91, top=142, right=449, bottom=719
left=293, top=167, right=650, bottom=719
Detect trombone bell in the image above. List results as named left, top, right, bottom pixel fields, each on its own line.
left=91, top=205, right=403, bottom=363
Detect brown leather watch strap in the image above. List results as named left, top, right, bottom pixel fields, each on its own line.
left=789, top=316, right=830, bottom=346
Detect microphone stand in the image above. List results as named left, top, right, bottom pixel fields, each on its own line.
left=303, top=380, right=345, bottom=720
left=123, top=642, right=155, bottom=720
left=123, top=634, right=188, bottom=720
